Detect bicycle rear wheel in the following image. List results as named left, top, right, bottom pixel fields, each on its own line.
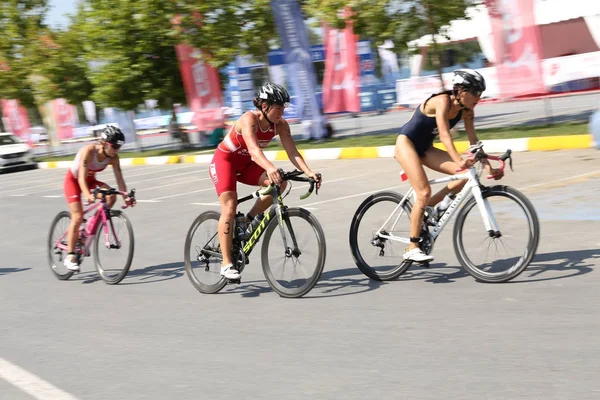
left=261, top=207, right=326, bottom=298
left=47, top=211, right=75, bottom=280
left=453, top=185, right=540, bottom=283
left=184, top=211, right=227, bottom=294
left=94, top=210, right=135, bottom=284
left=349, top=191, right=413, bottom=281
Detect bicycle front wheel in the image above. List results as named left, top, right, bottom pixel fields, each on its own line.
left=349, top=191, right=413, bottom=281
left=261, top=207, right=326, bottom=298
left=94, top=210, right=135, bottom=284
left=184, top=211, right=227, bottom=294
left=453, top=185, right=540, bottom=283
left=47, top=211, right=75, bottom=281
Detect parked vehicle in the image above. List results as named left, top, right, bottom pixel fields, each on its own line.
left=0, top=132, right=37, bottom=172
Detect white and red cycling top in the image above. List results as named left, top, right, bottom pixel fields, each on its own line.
left=217, top=111, right=278, bottom=157
left=70, top=146, right=110, bottom=179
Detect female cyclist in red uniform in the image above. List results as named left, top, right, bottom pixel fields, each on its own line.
left=62, top=125, right=135, bottom=271
left=209, top=83, right=322, bottom=280
left=395, top=69, right=503, bottom=263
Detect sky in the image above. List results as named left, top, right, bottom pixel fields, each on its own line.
left=46, top=0, right=76, bottom=29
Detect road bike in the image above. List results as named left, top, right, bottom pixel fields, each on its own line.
left=349, top=142, right=540, bottom=283
left=48, top=186, right=136, bottom=284
left=184, top=170, right=326, bottom=298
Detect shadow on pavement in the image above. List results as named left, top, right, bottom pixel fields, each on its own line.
left=120, top=262, right=185, bottom=285
left=220, top=267, right=385, bottom=298
left=0, top=267, right=31, bottom=276
left=389, top=248, right=597, bottom=284
left=395, top=262, right=470, bottom=284
left=512, top=249, right=597, bottom=283
left=70, top=262, right=185, bottom=285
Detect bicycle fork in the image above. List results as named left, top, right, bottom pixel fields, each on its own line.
left=275, top=204, right=301, bottom=258
left=471, top=186, right=502, bottom=237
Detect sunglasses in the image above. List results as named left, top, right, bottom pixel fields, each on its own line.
left=106, top=142, right=122, bottom=150
left=468, top=89, right=483, bottom=97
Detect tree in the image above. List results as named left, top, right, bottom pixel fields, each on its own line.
left=0, top=0, right=49, bottom=131
left=303, top=1, right=473, bottom=84
left=176, top=0, right=279, bottom=68
left=177, top=0, right=394, bottom=68
left=30, top=12, right=94, bottom=108
left=74, top=0, right=187, bottom=112
left=302, top=0, right=405, bottom=48
left=397, top=0, right=473, bottom=88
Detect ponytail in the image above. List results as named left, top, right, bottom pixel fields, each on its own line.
left=253, top=97, right=263, bottom=109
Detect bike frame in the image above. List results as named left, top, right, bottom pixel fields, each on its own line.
left=377, top=164, right=501, bottom=245
left=54, top=192, right=128, bottom=257
left=239, top=185, right=295, bottom=256
left=199, top=171, right=317, bottom=264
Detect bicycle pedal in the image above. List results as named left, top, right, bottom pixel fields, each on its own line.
left=227, top=278, right=241, bottom=285
left=419, top=262, right=431, bottom=268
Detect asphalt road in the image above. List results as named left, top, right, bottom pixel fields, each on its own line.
left=1, top=148, right=600, bottom=399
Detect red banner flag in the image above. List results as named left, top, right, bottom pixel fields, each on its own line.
left=1, top=99, right=31, bottom=143
left=175, top=44, right=224, bottom=132
left=322, top=9, right=360, bottom=113
left=486, top=0, right=545, bottom=98
left=52, top=98, right=77, bottom=140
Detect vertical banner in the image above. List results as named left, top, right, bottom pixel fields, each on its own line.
left=175, top=44, right=224, bottom=132
left=322, top=9, right=360, bottom=113
left=225, top=63, right=243, bottom=119
left=52, top=98, right=77, bottom=140
left=485, top=0, right=545, bottom=98
left=271, top=0, right=326, bottom=139
left=1, top=99, right=31, bottom=143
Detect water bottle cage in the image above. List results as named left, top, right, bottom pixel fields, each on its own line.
left=246, top=213, right=264, bottom=235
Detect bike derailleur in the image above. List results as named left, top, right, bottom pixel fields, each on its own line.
left=371, top=231, right=388, bottom=257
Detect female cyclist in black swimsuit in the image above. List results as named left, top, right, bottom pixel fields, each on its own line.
left=395, top=69, right=503, bottom=262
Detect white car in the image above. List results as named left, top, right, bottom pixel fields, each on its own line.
left=0, top=132, right=37, bottom=171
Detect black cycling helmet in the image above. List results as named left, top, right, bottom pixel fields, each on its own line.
left=452, top=69, right=486, bottom=95
left=100, top=125, right=125, bottom=146
left=257, top=82, right=291, bottom=107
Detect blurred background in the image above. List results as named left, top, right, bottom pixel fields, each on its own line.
left=0, top=0, right=599, bottom=159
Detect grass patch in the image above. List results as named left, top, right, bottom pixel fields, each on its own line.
left=34, top=121, right=589, bottom=162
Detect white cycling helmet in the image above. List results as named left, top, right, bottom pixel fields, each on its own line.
left=452, top=69, right=486, bottom=94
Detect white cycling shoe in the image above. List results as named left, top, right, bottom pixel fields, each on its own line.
left=220, top=264, right=240, bottom=280
left=403, top=248, right=434, bottom=263
left=63, top=255, right=80, bottom=272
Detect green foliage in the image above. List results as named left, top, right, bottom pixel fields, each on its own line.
left=29, top=17, right=94, bottom=105
left=176, top=0, right=278, bottom=68
left=70, top=0, right=187, bottom=111
left=0, top=0, right=49, bottom=108
left=303, top=0, right=405, bottom=49
left=422, top=41, right=482, bottom=70
left=398, top=0, right=473, bottom=85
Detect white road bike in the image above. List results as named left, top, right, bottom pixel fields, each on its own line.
left=349, top=142, right=540, bottom=283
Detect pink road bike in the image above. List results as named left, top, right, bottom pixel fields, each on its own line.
left=47, top=186, right=136, bottom=284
